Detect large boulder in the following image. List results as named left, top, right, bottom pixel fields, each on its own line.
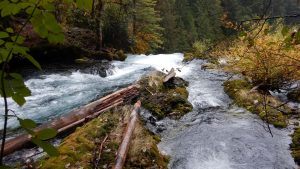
left=138, top=71, right=193, bottom=119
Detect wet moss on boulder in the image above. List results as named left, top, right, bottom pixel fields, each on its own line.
left=224, top=79, right=290, bottom=128
left=138, top=71, right=193, bottom=120
left=291, top=128, right=300, bottom=165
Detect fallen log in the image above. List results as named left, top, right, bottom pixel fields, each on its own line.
left=113, top=101, right=141, bottom=169
left=163, top=68, right=176, bottom=83
left=2, top=85, right=140, bottom=156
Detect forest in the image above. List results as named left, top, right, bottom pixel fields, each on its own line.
left=0, top=0, right=300, bottom=168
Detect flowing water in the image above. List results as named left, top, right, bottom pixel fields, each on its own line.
left=0, top=53, right=298, bottom=168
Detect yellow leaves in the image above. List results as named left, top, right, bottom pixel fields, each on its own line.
left=132, top=31, right=162, bottom=54
left=212, top=25, right=300, bottom=89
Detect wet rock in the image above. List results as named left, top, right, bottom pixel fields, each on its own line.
left=163, top=76, right=189, bottom=89
left=288, top=88, right=300, bottom=102
left=79, top=61, right=114, bottom=77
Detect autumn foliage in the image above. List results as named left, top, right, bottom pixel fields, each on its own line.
left=211, top=24, right=300, bottom=90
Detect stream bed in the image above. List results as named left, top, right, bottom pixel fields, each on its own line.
left=0, top=53, right=298, bottom=168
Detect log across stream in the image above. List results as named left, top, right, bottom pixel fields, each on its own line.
left=2, top=85, right=139, bottom=156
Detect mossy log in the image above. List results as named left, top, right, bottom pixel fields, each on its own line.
left=113, top=101, right=141, bottom=169
left=2, top=85, right=139, bottom=156
left=38, top=106, right=169, bottom=169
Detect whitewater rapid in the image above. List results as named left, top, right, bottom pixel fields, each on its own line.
left=0, top=53, right=297, bottom=168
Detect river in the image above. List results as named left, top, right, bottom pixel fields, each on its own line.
left=1, top=53, right=298, bottom=168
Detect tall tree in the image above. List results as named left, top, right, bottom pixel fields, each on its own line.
left=130, top=0, right=163, bottom=53
left=156, top=0, right=178, bottom=52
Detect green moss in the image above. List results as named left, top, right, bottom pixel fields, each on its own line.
left=201, top=63, right=217, bottom=70
left=183, top=52, right=194, bottom=62
left=138, top=71, right=193, bottom=120
left=38, top=106, right=168, bottom=169
left=173, top=87, right=189, bottom=99
left=124, top=123, right=169, bottom=169
left=224, top=80, right=288, bottom=128
left=38, top=112, right=118, bottom=169
left=291, top=128, right=300, bottom=165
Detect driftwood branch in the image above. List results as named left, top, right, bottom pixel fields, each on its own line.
left=113, top=101, right=141, bottom=169
left=163, top=68, right=176, bottom=83
left=2, top=85, right=140, bottom=156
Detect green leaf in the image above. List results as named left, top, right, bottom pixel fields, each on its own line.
left=12, top=94, right=26, bottom=106
left=43, top=13, right=62, bottom=33
left=19, top=119, right=37, bottom=129
left=11, top=4, right=22, bottom=15
left=42, top=3, right=55, bottom=11
left=281, top=26, right=289, bottom=37
left=18, top=2, right=31, bottom=9
left=0, top=48, right=10, bottom=63
left=0, top=1, right=10, bottom=10
left=25, top=6, right=34, bottom=14
left=0, top=72, right=31, bottom=105
left=31, top=138, right=59, bottom=156
left=0, top=32, right=9, bottom=38
left=24, top=54, right=41, bottom=70
left=1, top=4, right=12, bottom=16
left=48, top=33, right=64, bottom=44
left=11, top=36, right=25, bottom=44
left=0, top=39, right=4, bottom=45
left=37, top=128, right=57, bottom=140
left=5, top=27, right=14, bottom=33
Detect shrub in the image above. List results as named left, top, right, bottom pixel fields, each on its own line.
left=217, top=24, right=300, bottom=90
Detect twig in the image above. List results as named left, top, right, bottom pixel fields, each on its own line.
left=145, top=87, right=154, bottom=95
left=93, top=135, right=109, bottom=169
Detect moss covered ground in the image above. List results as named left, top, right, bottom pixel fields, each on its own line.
left=223, top=79, right=292, bottom=128
left=38, top=106, right=168, bottom=169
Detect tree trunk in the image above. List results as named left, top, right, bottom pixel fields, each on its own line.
left=95, top=0, right=104, bottom=51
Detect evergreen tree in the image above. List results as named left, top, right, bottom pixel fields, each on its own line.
left=130, top=0, right=163, bottom=53
left=174, top=0, right=197, bottom=51
left=156, top=0, right=178, bottom=52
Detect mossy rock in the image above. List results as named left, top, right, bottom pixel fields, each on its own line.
left=291, top=128, right=300, bottom=165
left=224, top=80, right=288, bottom=128
left=138, top=71, right=193, bottom=120
left=288, top=88, right=300, bottom=102
left=201, top=63, right=217, bottom=70
left=183, top=52, right=194, bottom=62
